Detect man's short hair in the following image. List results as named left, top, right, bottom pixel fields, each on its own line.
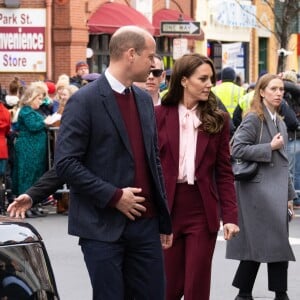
left=109, top=26, right=150, bottom=60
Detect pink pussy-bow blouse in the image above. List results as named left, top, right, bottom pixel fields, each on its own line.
left=178, top=103, right=201, bottom=185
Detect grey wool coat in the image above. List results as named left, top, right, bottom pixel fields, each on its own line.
left=226, top=105, right=296, bottom=262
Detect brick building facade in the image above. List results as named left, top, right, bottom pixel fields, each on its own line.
left=0, top=0, right=196, bottom=89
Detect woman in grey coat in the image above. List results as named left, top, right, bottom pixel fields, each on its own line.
left=226, top=73, right=296, bottom=300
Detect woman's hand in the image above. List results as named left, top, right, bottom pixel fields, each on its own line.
left=288, top=200, right=295, bottom=221
left=160, top=234, right=173, bottom=249
left=270, top=133, right=284, bottom=150
left=223, top=223, right=240, bottom=240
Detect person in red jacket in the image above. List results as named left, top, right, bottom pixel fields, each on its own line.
left=0, top=100, right=11, bottom=212
left=0, top=101, right=10, bottom=173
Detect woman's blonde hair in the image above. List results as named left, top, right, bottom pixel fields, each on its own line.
left=56, top=74, right=70, bottom=91
left=20, top=82, right=47, bottom=106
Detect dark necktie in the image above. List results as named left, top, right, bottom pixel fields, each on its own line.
left=124, top=87, right=131, bottom=95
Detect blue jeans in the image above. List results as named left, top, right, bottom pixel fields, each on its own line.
left=287, top=139, right=300, bottom=195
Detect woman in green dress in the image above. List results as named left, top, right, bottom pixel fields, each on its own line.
left=12, top=83, right=48, bottom=196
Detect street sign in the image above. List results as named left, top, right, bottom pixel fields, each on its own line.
left=160, top=21, right=200, bottom=35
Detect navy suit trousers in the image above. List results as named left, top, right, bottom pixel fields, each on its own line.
left=79, top=217, right=165, bottom=300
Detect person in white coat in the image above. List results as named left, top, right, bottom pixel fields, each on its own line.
left=226, top=73, right=296, bottom=300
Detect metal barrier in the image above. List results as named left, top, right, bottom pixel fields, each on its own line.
left=47, top=127, right=69, bottom=194
left=47, top=126, right=59, bottom=170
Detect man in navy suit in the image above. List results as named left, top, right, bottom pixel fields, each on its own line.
left=54, top=26, right=173, bottom=300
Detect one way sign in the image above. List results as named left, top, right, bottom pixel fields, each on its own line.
left=160, top=21, right=201, bottom=35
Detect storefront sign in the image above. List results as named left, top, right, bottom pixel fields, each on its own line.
left=212, top=0, right=256, bottom=28
left=222, top=42, right=245, bottom=81
left=173, top=38, right=188, bottom=60
left=0, top=8, right=46, bottom=72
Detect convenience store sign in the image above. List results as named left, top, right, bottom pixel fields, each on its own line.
left=0, top=8, right=46, bottom=72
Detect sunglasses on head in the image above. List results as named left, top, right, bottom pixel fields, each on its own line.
left=149, top=69, right=163, bottom=77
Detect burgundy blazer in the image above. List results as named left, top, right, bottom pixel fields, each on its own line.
left=155, top=105, right=238, bottom=233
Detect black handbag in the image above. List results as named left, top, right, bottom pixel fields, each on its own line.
left=231, top=158, right=259, bottom=181
left=230, top=121, right=263, bottom=181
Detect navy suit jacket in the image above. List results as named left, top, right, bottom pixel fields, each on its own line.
left=54, top=76, right=172, bottom=241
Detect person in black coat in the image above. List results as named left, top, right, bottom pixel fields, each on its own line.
left=7, top=167, right=63, bottom=218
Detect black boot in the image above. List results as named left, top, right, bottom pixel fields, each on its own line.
left=25, top=209, right=37, bottom=218
left=234, top=293, right=254, bottom=300
left=274, top=292, right=290, bottom=300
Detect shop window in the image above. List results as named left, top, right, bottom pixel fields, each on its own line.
left=155, top=36, right=174, bottom=69
left=88, top=35, right=110, bottom=74
left=258, top=37, right=268, bottom=74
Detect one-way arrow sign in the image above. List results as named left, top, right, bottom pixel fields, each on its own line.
left=160, top=21, right=200, bottom=35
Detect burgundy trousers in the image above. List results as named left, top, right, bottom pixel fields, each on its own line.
left=164, top=183, right=217, bottom=300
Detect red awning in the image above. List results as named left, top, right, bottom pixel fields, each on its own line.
left=153, top=8, right=204, bottom=40
left=88, top=2, right=155, bottom=35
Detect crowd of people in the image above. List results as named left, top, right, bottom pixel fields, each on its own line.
left=0, top=61, right=88, bottom=217
left=0, top=24, right=299, bottom=300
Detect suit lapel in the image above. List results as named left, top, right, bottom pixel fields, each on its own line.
left=195, top=128, right=210, bottom=170
left=100, top=78, right=133, bottom=158
left=164, top=106, right=210, bottom=170
left=277, top=118, right=288, bottom=159
left=134, top=87, right=153, bottom=158
left=263, top=106, right=288, bottom=160
left=165, top=106, right=180, bottom=167
left=264, top=108, right=278, bottom=139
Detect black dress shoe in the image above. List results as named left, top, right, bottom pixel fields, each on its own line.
left=25, top=209, right=37, bottom=218
left=274, top=294, right=290, bottom=300
left=235, top=296, right=254, bottom=300
left=31, top=206, right=48, bottom=217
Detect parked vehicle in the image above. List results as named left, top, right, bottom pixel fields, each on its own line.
left=0, top=216, right=59, bottom=299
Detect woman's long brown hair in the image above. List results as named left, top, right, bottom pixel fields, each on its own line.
left=162, top=53, right=224, bottom=134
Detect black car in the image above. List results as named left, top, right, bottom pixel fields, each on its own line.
left=0, top=216, right=59, bottom=299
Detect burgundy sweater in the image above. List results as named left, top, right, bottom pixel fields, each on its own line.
left=109, top=90, right=157, bottom=218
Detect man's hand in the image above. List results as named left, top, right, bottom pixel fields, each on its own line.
left=223, top=223, right=240, bottom=240
left=7, top=194, right=33, bottom=219
left=115, top=187, right=146, bottom=220
left=160, top=234, right=173, bottom=249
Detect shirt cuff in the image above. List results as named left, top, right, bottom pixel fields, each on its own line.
left=107, top=188, right=123, bottom=207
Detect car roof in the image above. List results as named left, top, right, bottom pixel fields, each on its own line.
left=0, top=216, right=42, bottom=245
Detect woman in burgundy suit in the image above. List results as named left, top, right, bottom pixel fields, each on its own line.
left=155, top=53, right=239, bottom=300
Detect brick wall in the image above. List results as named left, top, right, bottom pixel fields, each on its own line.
left=52, top=0, right=88, bottom=81
left=0, top=0, right=194, bottom=89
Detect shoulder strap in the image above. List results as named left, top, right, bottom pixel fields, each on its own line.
left=257, top=119, right=263, bottom=144
left=230, top=118, right=263, bottom=154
